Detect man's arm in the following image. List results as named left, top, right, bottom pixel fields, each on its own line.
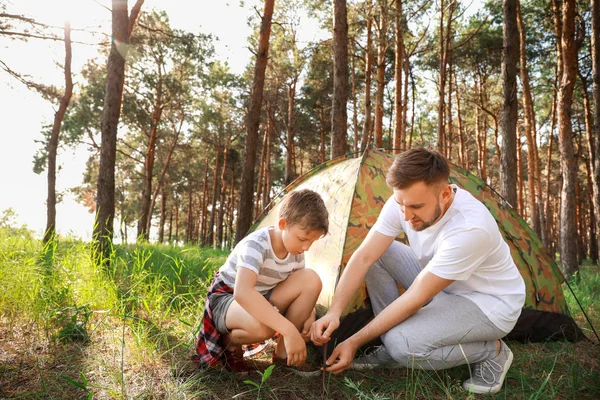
left=324, top=271, right=453, bottom=373
left=311, top=229, right=396, bottom=345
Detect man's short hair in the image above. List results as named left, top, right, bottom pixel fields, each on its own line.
left=386, top=147, right=450, bottom=189
left=279, top=189, right=329, bottom=235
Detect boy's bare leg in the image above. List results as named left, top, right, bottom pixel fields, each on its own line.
left=223, top=268, right=321, bottom=357
left=268, top=269, right=322, bottom=359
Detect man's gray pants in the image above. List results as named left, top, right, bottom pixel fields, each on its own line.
left=365, top=241, right=509, bottom=370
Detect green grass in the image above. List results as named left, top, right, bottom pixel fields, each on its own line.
left=0, top=228, right=599, bottom=399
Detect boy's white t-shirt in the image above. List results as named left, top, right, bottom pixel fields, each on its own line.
left=218, top=226, right=305, bottom=294
left=373, top=185, right=526, bottom=333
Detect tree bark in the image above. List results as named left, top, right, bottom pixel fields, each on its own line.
left=361, top=10, right=374, bottom=152
left=393, top=0, right=404, bottom=154
left=44, top=22, right=73, bottom=244
left=331, top=0, right=349, bottom=158
left=137, top=76, right=163, bottom=241
left=591, top=0, right=600, bottom=261
left=517, top=1, right=541, bottom=236
left=285, top=82, right=297, bottom=184
left=235, top=0, right=274, bottom=244
left=94, top=0, right=138, bottom=259
left=158, top=190, right=167, bottom=243
left=373, top=0, right=387, bottom=148
left=555, top=0, right=579, bottom=276
left=499, top=0, right=519, bottom=208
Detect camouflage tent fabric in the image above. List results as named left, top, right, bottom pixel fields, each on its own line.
left=252, top=148, right=583, bottom=342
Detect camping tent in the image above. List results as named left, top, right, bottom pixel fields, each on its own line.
left=252, top=148, right=583, bottom=342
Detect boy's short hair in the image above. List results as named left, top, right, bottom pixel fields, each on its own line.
left=279, top=189, right=329, bottom=235
left=386, top=147, right=450, bottom=189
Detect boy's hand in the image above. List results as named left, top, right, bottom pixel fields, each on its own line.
left=310, top=312, right=340, bottom=346
left=283, top=331, right=307, bottom=366
left=300, top=309, right=316, bottom=341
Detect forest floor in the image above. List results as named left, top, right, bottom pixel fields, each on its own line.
left=0, top=232, right=599, bottom=399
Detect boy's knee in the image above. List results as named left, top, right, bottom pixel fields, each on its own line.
left=255, top=323, right=276, bottom=341
left=296, top=268, right=322, bottom=293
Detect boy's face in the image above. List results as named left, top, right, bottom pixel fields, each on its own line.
left=278, top=219, right=323, bottom=255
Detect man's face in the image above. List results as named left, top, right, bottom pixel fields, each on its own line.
left=393, top=181, right=451, bottom=231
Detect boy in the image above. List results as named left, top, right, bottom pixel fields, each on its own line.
left=195, top=189, right=329, bottom=374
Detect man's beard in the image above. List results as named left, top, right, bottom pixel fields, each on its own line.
left=409, top=203, right=443, bottom=231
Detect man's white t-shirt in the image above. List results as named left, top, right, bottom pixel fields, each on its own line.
left=373, top=185, right=526, bottom=333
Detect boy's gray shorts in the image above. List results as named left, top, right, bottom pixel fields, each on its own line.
left=210, top=289, right=274, bottom=335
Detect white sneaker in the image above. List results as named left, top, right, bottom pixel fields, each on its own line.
left=462, top=340, right=514, bottom=394
left=350, top=345, right=400, bottom=370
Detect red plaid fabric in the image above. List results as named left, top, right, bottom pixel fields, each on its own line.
left=194, top=276, right=232, bottom=367
left=193, top=274, right=273, bottom=368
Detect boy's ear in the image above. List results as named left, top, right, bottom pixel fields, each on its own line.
left=278, top=218, right=288, bottom=230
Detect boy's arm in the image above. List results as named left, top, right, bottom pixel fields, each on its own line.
left=311, top=229, right=396, bottom=345
left=234, top=267, right=306, bottom=366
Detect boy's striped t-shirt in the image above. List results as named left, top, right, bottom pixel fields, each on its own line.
left=217, top=226, right=305, bottom=293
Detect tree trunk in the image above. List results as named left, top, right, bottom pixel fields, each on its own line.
left=437, top=0, right=454, bottom=155
left=579, top=71, right=598, bottom=261
left=351, top=52, right=359, bottom=153
left=146, top=112, right=183, bottom=235
left=361, top=8, right=374, bottom=151
left=285, top=82, right=296, bottom=184
left=373, top=0, right=387, bottom=149
left=208, top=144, right=222, bottom=247
left=94, top=0, right=143, bottom=259
left=454, top=74, right=466, bottom=169
left=186, top=186, right=193, bottom=243
left=393, top=0, right=404, bottom=154
left=158, top=190, right=167, bottom=243
left=499, top=0, right=519, bottom=208
left=555, top=0, right=579, bottom=276
left=517, top=2, right=541, bottom=236
left=235, top=0, right=274, bottom=244
left=137, top=79, right=163, bottom=241
left=216, top=139, right=230, bottom=248
left=44, top=22, right=73, bottom=245
left=331, top=0, right=349, bottom=158
left=591, top=0, right=600, bottom=262
left=200, top=158, right=209, bottom=246
left=517, top=136, right=525, bottom=216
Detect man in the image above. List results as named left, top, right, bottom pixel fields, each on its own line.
left=311, top=148, right=525, bottom=394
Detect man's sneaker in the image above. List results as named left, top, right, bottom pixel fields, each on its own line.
left=272, top=355, right=321, bottom=377
left=462, top=340, right=514, bottom=394
left=351, top=345, right=400, bottom=370
left=222, top=348, right=251, bottom=375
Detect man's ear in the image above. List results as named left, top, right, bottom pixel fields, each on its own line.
left=440, top=184, right=453, bottom=204
left=278, top=218, right=288, bottom=230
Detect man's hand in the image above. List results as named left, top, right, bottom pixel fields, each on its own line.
left=323, top=339, right=358, bottom=374
left=310, top=312, right=340, bottom=346
left=283, top=330, right=307, bottom=366
left=300, top=309, right=316, bottom=341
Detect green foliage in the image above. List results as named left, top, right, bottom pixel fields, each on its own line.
left=242, top=364, right=275, bottom=399
left=53, top=304, right=92, bottom=344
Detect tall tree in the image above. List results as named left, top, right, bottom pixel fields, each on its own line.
left=555, top=0, right=579, bottom=276
left=94, top=0, right=143, bottom=259
left=43, top=22, right=73, bottom=244
left=591, top=0, right=600, bottom=261
left=393, top=0, right=405, bottom=153
left=516, top=1, right=541, bottom=237
left=331, top=0, right=349, bottom=158
left=373, top=0, right=388, bottom=148
left=235, top=0, right=275, bottom=244
left=499, top=0, right=519, bottom=208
